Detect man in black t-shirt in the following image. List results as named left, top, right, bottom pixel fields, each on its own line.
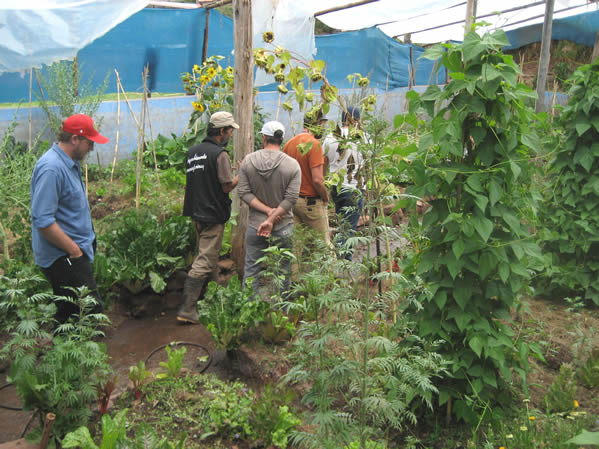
left=178, top=111, right=239, bottom=324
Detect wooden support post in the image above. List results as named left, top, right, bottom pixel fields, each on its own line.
left=230, top=0, right=253, bottom=276
left=592, top=31, right=599, bottom=62
left=39, top=413, right=56, bottom=449
left=536, top=0, right=555, bottom=113
left=464, top=0, right=477, bottom=34
left=202, top=8, right=210, bottom=63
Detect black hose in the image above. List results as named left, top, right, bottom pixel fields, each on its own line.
left=145, top=341, right=212, bottom=374
left=0, top=382, right=22, bottom=411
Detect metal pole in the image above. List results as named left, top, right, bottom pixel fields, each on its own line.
left=536, top=0, right=555, bottom=113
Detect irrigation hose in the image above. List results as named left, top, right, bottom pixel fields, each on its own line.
left=145, top=341, right=213, bottom=374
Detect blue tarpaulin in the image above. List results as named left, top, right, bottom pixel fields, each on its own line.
left=1, top=6, right=598, bottom=103
left=505, top=8, right=599, bottom=49
left=0, top=8, right=443, bottom=103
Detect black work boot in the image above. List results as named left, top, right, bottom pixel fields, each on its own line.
left=176, top=276, right=206, bottom=324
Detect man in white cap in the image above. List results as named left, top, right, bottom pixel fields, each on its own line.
left=237, top=120, right=301, bottom=299
left=31, top=114, right=109, bottom=323
left=179, top=111, right=239, bottom=323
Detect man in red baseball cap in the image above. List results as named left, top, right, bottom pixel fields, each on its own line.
left=30, top=114, right=109, bottom=323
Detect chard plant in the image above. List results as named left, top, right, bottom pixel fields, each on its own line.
left=63, top=408, right=188, bottom=449
left=95, top=209, right=195, bottom=294
left=537, top=59, right=599, bottom=305
left=128, top=360, right=152, bottom=399
left=403, top=30, right=545, bottom=422
left=198, top=275, right=268, bottom=351
left=157, top=345, right=186, bottom=379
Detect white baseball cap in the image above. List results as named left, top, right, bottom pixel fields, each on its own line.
left=260, top=121, right=285, bottom=138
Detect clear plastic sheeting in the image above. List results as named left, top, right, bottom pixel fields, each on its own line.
left=0, top=0, right=149, bottom=73
left=253, top=0, right=316, bottom=87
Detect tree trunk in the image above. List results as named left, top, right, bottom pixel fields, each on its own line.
left=231, top=0, right=253, bottom=276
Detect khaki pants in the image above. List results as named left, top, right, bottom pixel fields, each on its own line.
left=293, top=196, right=331, bottom=246
left=188, top=221, right=224, bottom=279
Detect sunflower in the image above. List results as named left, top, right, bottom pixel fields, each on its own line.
left=192, top=101, right=205, bottom=112
left=199, top=75, right=210, bottom=86
left=226, top=66, right=234, bottom=75
left=263, top=31, right=274, bottom=43
left=207, top=67, right=217, bottom=78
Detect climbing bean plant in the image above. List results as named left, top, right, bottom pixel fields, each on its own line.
left=403, top=30, right=544, bottom=423
left=538, top=59, right=599, bottom=306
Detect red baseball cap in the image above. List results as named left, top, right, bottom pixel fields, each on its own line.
left=63, top=114, right=109, bottom=144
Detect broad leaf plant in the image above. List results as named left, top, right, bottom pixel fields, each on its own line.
left=404, top=30, right=544, bottom=422
left=538, top=59, right=599, bottom=305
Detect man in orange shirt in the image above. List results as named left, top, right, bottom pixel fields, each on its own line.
left=283, top=113, right=330, bottom=246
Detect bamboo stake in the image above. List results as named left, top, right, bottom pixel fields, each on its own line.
left=110, top=69, right=122, bottom=183
left=144, top=95, right=160, bottom=187
left=551, top=79, right=558, bottom=120
left=28, top=69, right=33, bottom=151
left=275, top=91, right=282, bottom=121
left=115, top=75, right=140, bottom=128
left=136, top=67, right=149, bottom=209
left=40, top=412, right=56, bottom=449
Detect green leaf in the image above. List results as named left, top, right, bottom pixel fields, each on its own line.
left=462, top=32, right=485, bottom=62
left=509, top=161, right=521, bottom=180
left=474, top=195, right=488, bottom=213
left=469, top=336, right=483, bottom=357
left=575, top=118, right=592, bottom=136
left=452, top=239, right=465, bottom=260
left=149, top=271, right=167, bottom=293
left=489, top=178, right=502, bottom=206
left=466, top=174, right=483, bottom=192
left=455, top=312, right=472, bottom=331
left=471, top=216, right=493, bottom=242
left=498, top=262, right=509, bottom=283
left=453, top=286, right=472, bottom=310
left=565, top=430, right=599, bottom=445
left=434, top=290, right=447, bottom=310
left=479, top=251, right=497, bottom=279
left=482, top=368, right=497, bottom=388
left=421, top=45, right=445, bottom=61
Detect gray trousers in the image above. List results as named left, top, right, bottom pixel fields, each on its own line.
left=243, top=223, right=293, bottom=300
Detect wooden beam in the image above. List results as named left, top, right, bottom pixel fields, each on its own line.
left=203, top=0, right=232, bottom=10
left=231, top=0, right=253, bottom=276
left=536, top=0, right=555, bottom=113
left=148, top=1, right=201, bottom=8
left=315, top=0, right=380, bottom=18
left=392, top=1, right=546, bottom=39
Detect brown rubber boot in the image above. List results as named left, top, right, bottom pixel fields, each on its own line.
left=176, top=276, right=206, bottom=324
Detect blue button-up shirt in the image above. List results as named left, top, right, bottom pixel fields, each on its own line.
left=31, top=143, right=95, bottom=268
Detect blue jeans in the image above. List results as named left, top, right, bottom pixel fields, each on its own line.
left=331, top=186, right=364, bottom=260
left=243, top=223, right=293, bottom=300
